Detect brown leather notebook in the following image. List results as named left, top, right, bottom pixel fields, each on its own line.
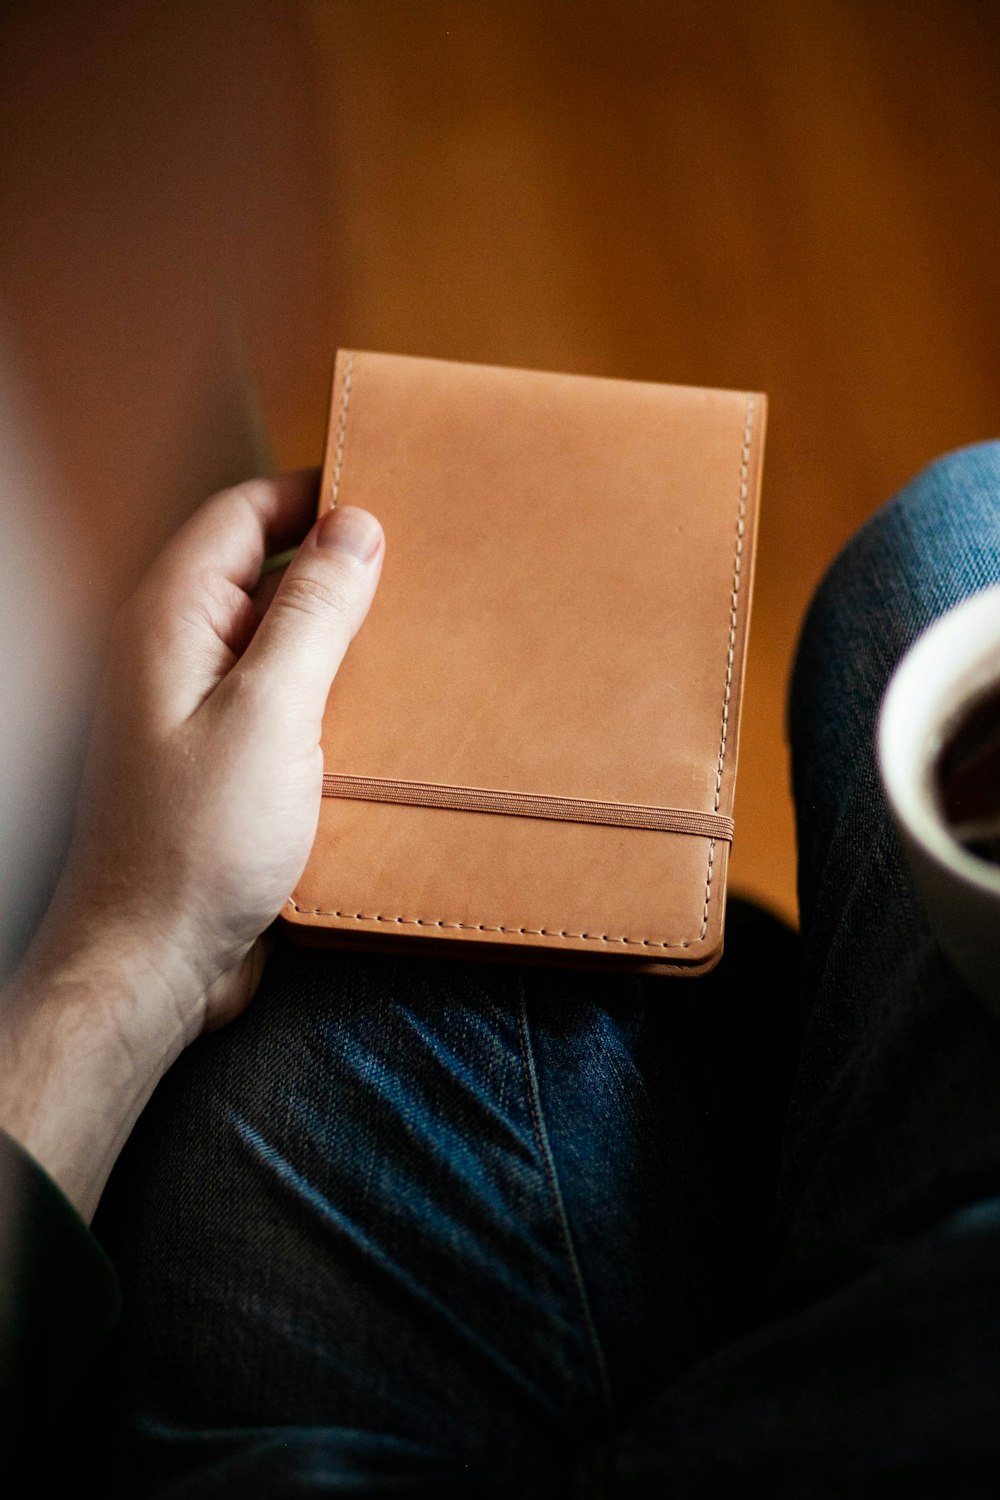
left=281, top=350, right=766, bottom=977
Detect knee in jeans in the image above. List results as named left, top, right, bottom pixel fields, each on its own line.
left=895, top=439, right=1000, bottom=538
left=831, top=440, right=1000, bottom=607
left=789, top=439, right=1000, bottom=737
left=815, top=440, right=999, bottom=621
left=908, top=439, right=1000, bottom=490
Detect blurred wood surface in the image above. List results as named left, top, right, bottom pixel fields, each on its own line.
left=0, top=0, right=329, bottom=596
left=286, top=0, right=1000, bottom=925
left=4, top=2, right=1000, bottom=927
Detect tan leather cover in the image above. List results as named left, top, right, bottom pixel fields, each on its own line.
left=281, top=350, right=766, bottom=977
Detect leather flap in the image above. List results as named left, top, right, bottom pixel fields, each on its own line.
left=285, top=351, right=765, bottom=973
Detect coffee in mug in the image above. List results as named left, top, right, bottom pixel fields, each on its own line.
left=878, top=582, right=1000, bottom=1013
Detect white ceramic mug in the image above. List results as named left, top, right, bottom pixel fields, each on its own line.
left=878, top=583, right=1000, bottom=1015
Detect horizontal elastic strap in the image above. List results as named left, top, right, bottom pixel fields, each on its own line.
left=321, top=773, right=734, bottom=841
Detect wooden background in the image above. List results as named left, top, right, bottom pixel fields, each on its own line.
left=4, top=0, right=1000, bottom=925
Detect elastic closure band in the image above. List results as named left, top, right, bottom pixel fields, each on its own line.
left=321, top=773, right=734, bottom=841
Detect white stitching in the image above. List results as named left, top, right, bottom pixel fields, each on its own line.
left=699, top=393, right=755, bottom=940
left=285, top=901, right=702, bottom=949
left=330, top=352, right=354, bottom=506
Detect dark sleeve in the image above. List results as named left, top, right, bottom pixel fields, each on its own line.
left=0, top=1127, right=121, bottom=1442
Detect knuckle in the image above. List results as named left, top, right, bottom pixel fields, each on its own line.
left=225, top=476, right=272, bottom=514
left=278, top=569, right=353, bottom=621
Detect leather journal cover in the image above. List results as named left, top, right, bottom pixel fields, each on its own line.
left=281, top=350, right=766, bottom=977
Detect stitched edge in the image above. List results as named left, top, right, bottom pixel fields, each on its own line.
left=303, top=372, right=755, bottom=954
left=285, top=897, right=703, bottom=949
left=699, top=392, right=755, bottom=941
left=515, top=980, right=615, bottom=1422
left=330, top=352, right=354, bottom=506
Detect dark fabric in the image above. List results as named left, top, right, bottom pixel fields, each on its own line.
left=0, top=1127, right=120, bottom=1446
left=92, top=903, right=798, bottom=1496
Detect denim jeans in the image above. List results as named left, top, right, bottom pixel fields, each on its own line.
left=94, top=442, right=1000, bottom=1497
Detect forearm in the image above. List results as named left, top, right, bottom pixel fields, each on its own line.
left=0, top=933, right=188, bottom=1223
left=0, top=473, right=380, bottom=1226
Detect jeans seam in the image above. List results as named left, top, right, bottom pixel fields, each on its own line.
left=514, top=974, right=616, bottom=1425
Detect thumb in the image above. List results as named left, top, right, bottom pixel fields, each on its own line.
left=237, top=504, right=384, bottom=712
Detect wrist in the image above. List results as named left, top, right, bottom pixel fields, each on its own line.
left=20, top=893, right=212, bottom=1053
left=0, top=931, right=197, bottom=1222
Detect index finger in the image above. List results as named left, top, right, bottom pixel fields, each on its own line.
left=150, top=468, right=321, bottom=597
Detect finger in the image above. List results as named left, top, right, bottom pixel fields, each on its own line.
left=120, top=471, right=322, bottom=726
left=226, top=505, right=384, bottom=727
left=148, top=469, right=320, bottom=599
left=201, top=931, right=275, bottom=1032
left=250, top=557, right=289, bottom=616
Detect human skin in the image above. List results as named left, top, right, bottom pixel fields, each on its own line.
left=0, top=470, right=384, bottom=1221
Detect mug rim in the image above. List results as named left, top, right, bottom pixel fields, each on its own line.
left=878, top=582, right=1000, bottom=898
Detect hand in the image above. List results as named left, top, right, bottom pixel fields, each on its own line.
left=0, top=470, right=383, bottom=1217
left=39, top=467, right=384, bottom=1036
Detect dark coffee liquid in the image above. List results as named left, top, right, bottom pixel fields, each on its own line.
left=936, top=687, right=1000, bottom=862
